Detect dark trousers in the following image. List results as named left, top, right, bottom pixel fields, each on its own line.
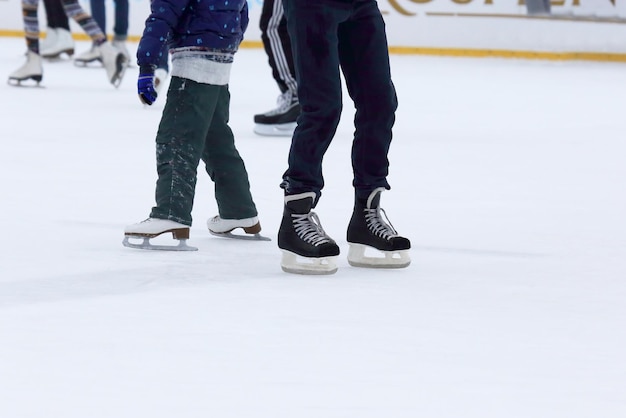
left=89, top=0, right=129, bottom=38
left=260, top=0, right=297, bottom=95
left=150, top=77, right=258, bottom=225
left=43, top=0, right=70, bottom=30
left=282, top=0, right=397, bottom=204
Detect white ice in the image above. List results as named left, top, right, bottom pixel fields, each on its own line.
left=1, top=36, right=625, bottom=417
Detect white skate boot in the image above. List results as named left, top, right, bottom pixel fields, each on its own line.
left=41, top=27, right=75, bottom=59
left=8, top=51, right=43, bottom=86
left=207, top=215, right=270, bottom=241
left=112, top=38, right=131, bottom=67
left=98, top=42, right=128, bottom=87
left=74, top=43, right=102, bottom=66
left=123, top=218, right=197, bottom=251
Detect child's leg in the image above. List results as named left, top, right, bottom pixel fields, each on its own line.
left=150, top=77, right=217, bottom=225
left=60, top=0, right=106, bottom=43
left=21, top=0, right=40, bottom=53
left=202, top=85, right=258, bottom=220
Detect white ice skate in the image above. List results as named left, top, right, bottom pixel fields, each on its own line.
left=8, top=51, right=43, bottom=86
left=74, top=43, right=102, bottom=66
left=123, top=218, right=197, bottom=251
left=99, top=42, right=128, bottom=87
left=112, top=39, right=131, bottom=67
left=207, top=215, right=270, bottom=241
left=41, top=27, right=75, bottom=59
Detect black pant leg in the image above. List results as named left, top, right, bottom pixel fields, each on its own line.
left=43, top=0, right=70, bottom=30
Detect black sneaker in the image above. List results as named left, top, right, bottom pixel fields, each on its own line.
left=278, top=192, right=340, bottom=274
left=346, top=188, right=411, bottom=268
left=254, top=90, right=300, bottom=136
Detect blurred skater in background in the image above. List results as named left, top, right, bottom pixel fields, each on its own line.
left=253, top=0, right=299, bottom=137
left=8, top=0, right=128, bottom=87
left=39, top=0, right=75, bottom=59
left=74, top=0, right=131, bottom=66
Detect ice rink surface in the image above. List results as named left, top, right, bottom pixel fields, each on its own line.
left=1, top=36, right=625, bottom=417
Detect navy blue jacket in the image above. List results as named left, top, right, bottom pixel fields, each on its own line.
left=137, top=0, right=249, bottom=69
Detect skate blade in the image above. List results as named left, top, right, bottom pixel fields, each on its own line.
left=209, top=230, right=271, bottom=241
left=280, top=251, right=338, bottom=275
left=110, top=54, right=129, bottom=88
left=7, top=75, right=43, bottom=87
left=42, top=49, right=74, bottom=59
left=74, top=58, right=103, bottom=67
left=253, top=122, right=296, bottom=137
left=122, top=236, right=198, bottom=251
left=347, top=244, right=411, bottom=269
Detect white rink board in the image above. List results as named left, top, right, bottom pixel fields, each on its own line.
left=0, top=0, right=625, bottom=54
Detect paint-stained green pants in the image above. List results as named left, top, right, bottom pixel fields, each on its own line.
left=149, top=77, right=258, bottom=226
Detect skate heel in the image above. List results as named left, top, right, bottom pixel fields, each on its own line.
left=243, top=222, right=262, bottom=234
left=171, top=228, right=190, bottom=240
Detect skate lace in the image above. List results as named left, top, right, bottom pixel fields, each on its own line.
left=265, top=90, right=297, bottom=116
left=292, top=212, right=332, bottom=246
left=364, top=208, right=398, bottom=240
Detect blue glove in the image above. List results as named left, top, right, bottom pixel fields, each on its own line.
left=138, top=65, right=157, bottom=105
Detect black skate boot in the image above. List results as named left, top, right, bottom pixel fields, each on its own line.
left=254, top=90, right=301, bottom=137
left=346, top=187, right=411, bottom=268
left=278, top=192, right=340, bottom=275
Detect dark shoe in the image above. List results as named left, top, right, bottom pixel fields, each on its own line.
left=346, top=188, right=411, bottom=268
left=278, top=192, right=340, bottom=274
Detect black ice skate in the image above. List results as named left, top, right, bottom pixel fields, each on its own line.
left=253, top=90, right=300, bottom=137
left=278, top=192, right=340, bottom=275
left=346, top=188, right=411, bottom=268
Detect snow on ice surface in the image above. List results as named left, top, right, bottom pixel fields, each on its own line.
left=1, top=36, right=625, bottom=417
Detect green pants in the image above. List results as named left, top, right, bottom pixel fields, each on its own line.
left=150, top=77, right=258, bottom=226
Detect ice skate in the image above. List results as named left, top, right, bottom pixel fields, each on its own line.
left=74, top=43, right=102, bottom=66
left=253, top=90, right=300, bottom=137
left=123, top=218, right=197, bottom=251
left=207, top=215, right=270, bottom=241
left=41, top=28, right=75, bottom=59
left=346, top=188, right=411, bottom=268
left=278, top=192, right=340, bottom=275
left=8, top=51, right=43, bottom=86
left=112, top=38, right=132, bottom=67
left=98, top=42, right=128, bottom=87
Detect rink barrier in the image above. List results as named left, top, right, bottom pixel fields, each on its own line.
left=2, top=29, right=626, bottom=63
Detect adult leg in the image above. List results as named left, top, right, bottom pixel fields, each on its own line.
left=41, top=0, right=74, bottom=57
left=281, top=0, right=350, bottom=203
left=113, top=0, right=129, bottom=40
left=21, top=0, right=40, bottom=53
left=43, top=0, right=69, bottom=30
left=202, top=85, right=258, bottom=219
left=8, top=0, right=43, bottom=84
left=260, top=0, right=296, bottom=95
left=339, top=0, right=396, bottom=201
left=89, top=0, right=106, bottom=34
left=61, top=0, right=105, bottom=42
